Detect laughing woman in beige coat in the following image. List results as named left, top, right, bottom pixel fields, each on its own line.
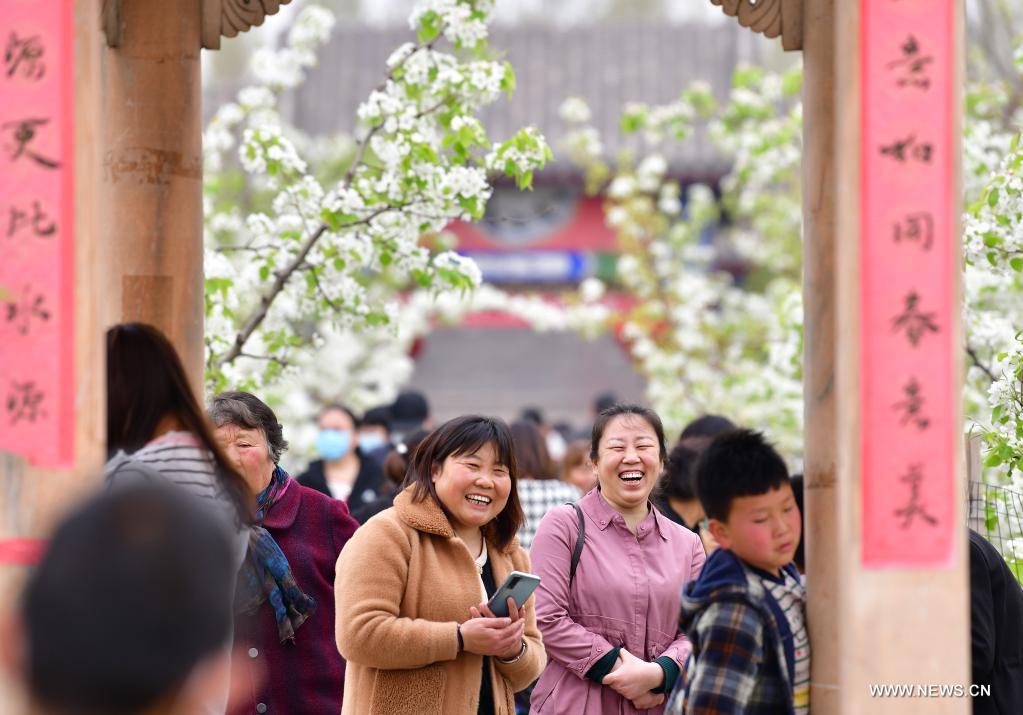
left=335, top=415, right=546, bottom=714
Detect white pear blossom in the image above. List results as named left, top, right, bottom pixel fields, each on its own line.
left=559, top=97, right=592, bottom=124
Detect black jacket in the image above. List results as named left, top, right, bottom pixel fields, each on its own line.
left=970, top=528, right=1023, bottom=715
left=297, top=451, right=385, bottom=517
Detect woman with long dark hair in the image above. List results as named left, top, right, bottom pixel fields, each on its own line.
left=335, top=415, right=546, bottom=714
left=105, top=322, right=249, bottom=561
left=104, top=322, right=251, bottom=715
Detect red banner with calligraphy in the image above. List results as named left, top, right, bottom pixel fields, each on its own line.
left=860, top=0, right=957, bottom=567
left=0, top=0, right=75, bottom=468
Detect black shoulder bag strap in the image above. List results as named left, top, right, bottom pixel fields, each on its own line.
left=568, top=502, right=585, bottom=587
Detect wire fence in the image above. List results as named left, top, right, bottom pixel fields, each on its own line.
left=968, top=479, right=1023, bottom=582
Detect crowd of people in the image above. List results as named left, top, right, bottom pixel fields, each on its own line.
left=5, top=321, right=1022, bottom=715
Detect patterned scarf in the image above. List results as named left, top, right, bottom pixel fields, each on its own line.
left=236, top=466, right=317, bottom=643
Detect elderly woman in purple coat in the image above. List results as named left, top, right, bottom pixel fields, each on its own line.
left=209, top=391, right=360, bottom=715
left=529, top=404, right=706, bottom=714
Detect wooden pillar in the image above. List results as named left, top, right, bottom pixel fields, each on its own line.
left=101, top=0, right=206, bottom=388
left=801, top=0, right=841, bottom=710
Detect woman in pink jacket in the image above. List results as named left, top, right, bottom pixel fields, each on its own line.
left=529, top=404, right=706, bottom=714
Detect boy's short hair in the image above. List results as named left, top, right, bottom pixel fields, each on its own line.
left=22, top=481, right=234, bottom=715
left=696, top=428, right=790, bottom=521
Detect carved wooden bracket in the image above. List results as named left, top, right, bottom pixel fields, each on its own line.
left=201, top=0, right=294, bottom=50
left=710, top=0, right=803, bottom=52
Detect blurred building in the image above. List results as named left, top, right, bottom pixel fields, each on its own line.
left=283, top=21, right=749, bottom=425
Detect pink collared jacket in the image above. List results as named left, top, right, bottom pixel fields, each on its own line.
left=529, top=488, right=706, bottom=714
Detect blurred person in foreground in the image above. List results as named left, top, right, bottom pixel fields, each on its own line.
left=335, top=415, right=545, bottom=714
left=511, top=420, right=581, bottom=551
left=5, top=482, right=235, bottom=715
left=529, top=404, right=706, bottom=714
left=210, top=391, right=359, bottom=715
left=297, top=403, right=386, bottom=515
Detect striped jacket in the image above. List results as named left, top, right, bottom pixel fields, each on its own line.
left=666, top=548, right=800, bottom=715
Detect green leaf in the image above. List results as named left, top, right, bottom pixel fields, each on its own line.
left=984, top=501, right=999, bottom=532
left=458, top=195, right=482, bottom=219
left=984, top=449, right=1004, bottom=467
left=732, top=65, right=765, bottom=89
left=621, top=110, right=647, bottom=134
left=417, top=10, right=441, bottom=44
left=411, top=268, right=433, bottom=288
left=988, top=188, right=1000, bottom=208
left=365, top=311, right=390, bottom=327
left=1011, top=257, right=1023, bottom=272
left=781, top=69, right=803, bottom=97
left=259, top=265, right=270, bottom=281
left=500, top=61, right=516, bottom=97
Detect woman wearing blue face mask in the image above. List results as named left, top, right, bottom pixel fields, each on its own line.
left=297, top=404, right=386, bottom=518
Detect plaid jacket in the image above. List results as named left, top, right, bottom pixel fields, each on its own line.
left=666, top=549, right=800, bottom=715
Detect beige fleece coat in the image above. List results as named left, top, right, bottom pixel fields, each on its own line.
left=335, top=488, right=546, bottom=714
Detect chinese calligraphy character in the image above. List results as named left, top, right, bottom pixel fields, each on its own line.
left=4, top=32, right=46, bottom=81
left=5, top=285, right=51, bottom=336
left=893, top=212, right=934, bottom=251
left=891, top=290, right=940, bottom=347
left=2, top=118, right=60, bottom=169
left=7, top=199, right=56, bottom=239
left=886, top=35, right=933, bottom=89
left=893, top=463, right=938, bottom=529
left=6, top=380, right=46, bottom=425
left=880, top=134, right=933, bottom=163
left=893, top=377, right=930, bottom=430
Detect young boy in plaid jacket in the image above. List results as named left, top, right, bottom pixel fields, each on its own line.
left=666, top=429, right=810, bottom=715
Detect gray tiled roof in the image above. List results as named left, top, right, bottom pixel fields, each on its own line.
left=286, top=22, right=747, bottom=180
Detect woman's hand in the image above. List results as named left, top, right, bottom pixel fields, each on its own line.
left=601, top=649, right=664, bottom=701
left=460, top=598, right=525, bottom=658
